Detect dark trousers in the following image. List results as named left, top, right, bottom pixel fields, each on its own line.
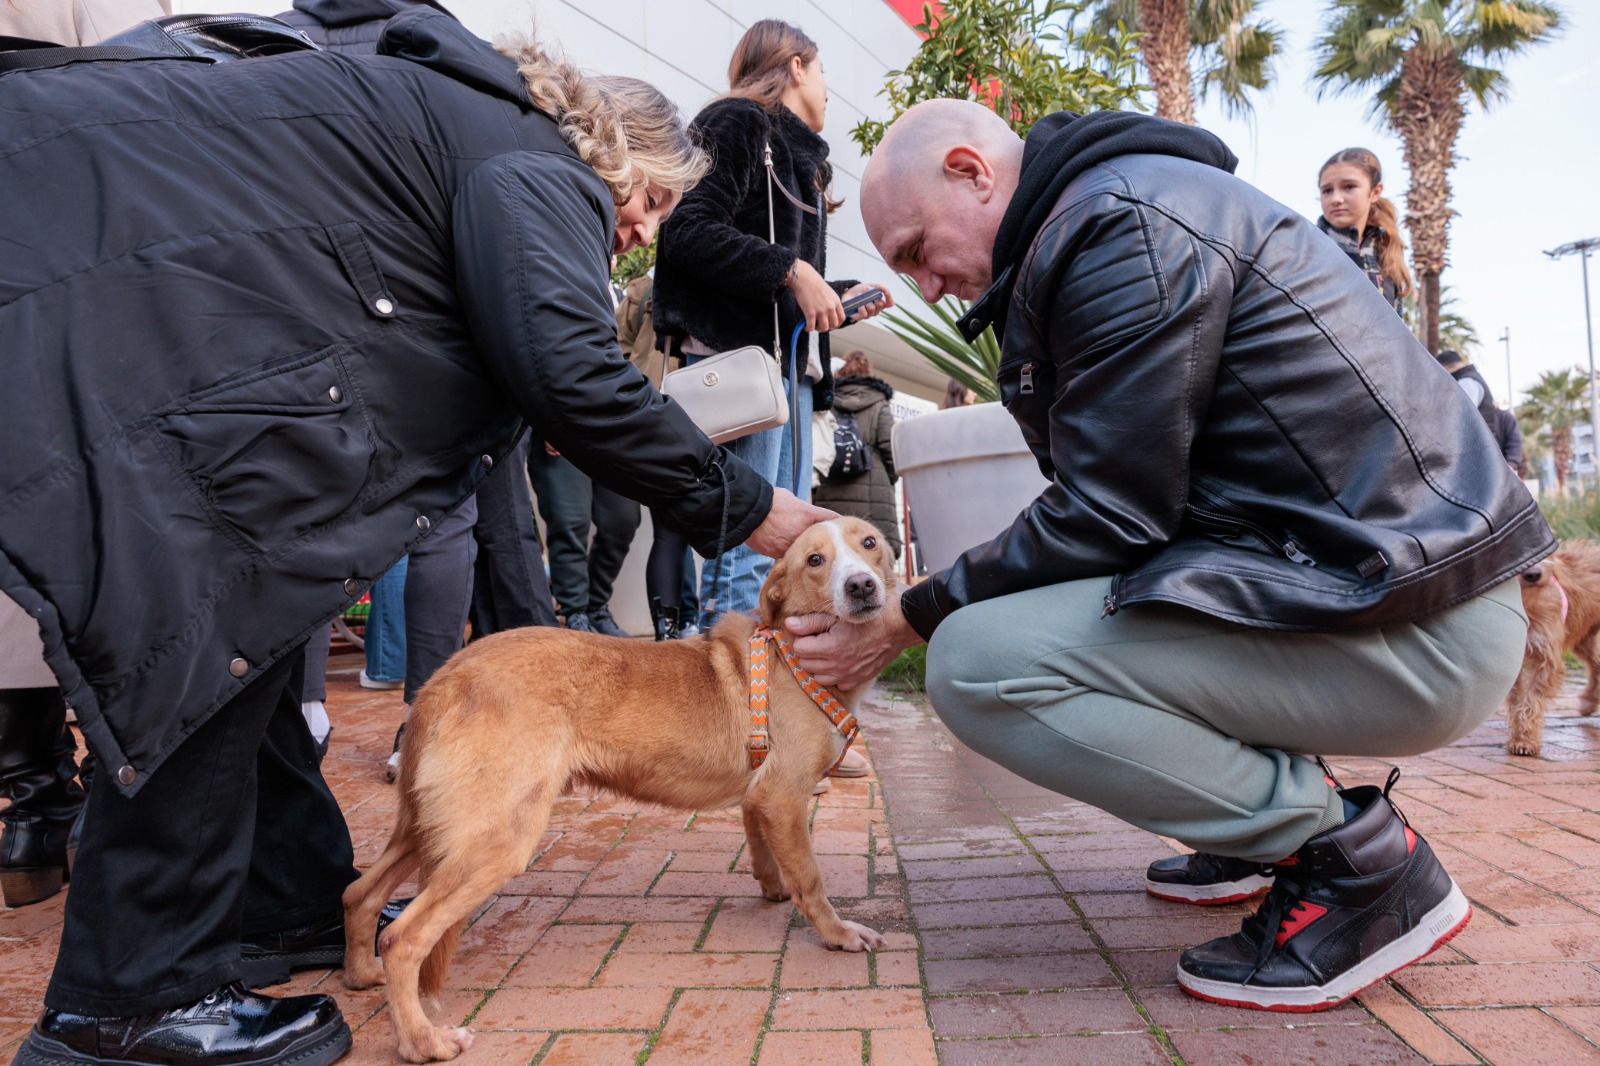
left=403, top=498, right=477, bottom=706
left=46, top=649, right=356, bottom=1016
left=527, top=447, right=641, bottom=617
left=469, top=438, right=558, bottom=637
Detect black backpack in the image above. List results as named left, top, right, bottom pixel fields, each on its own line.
left=828, top=411, right=873, bottom=479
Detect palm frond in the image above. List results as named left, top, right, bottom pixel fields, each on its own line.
left=882, top=296, right=1002, bottom=403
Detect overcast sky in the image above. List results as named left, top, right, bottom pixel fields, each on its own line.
left=1185, top=3, right=1597, bottom=408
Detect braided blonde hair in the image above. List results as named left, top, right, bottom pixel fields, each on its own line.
left=499, top=34, right=709, bottom=204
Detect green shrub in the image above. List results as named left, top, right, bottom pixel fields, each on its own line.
left=879, top=645, right=928, bottom=694
left=1539, top=492, right=1600, bottom=541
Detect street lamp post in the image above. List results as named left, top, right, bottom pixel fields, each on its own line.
left=1499, top=327, right=1511, bottom=409
left=1545, top=238, right=1600, bottom=487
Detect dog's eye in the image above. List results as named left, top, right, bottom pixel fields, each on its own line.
left=807, top=553, right=824, bottom=568
left=863, top=536, right=877, bottom=550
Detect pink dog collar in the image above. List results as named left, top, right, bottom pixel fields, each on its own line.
left=1551, top=573, right=1570, bottom=626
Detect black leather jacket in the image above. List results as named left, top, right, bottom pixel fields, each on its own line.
left=900, top=153, right=1553, bottom=639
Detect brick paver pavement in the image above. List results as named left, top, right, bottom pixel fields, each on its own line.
left=866, top=675, right=1600, bottom=1066
left=0, top=652, right=1597, bottom=1065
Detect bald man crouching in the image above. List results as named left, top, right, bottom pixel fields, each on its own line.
left=786, top=99, right=1551, bottom=1011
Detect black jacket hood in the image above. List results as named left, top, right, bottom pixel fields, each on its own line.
left=377, top=7, right=528, bottom=106
left=295, top=0, right=452, bottom=28
left=959, top=110, right=1237, bottom=342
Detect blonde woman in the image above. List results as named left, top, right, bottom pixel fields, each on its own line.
left=0, top=14, right=828, bottom=1066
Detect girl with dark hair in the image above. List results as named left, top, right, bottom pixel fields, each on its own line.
left=651, top=18, right=893, bottom=632
left=1317, top=147, right=1412, bottom=313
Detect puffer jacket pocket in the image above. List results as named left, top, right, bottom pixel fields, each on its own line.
left=153, top=344, right=375, bottom=555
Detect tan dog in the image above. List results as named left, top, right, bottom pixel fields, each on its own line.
left=341, top=517, right=896, bottom=1063
left=1506, top=539, right=1600, bottom=756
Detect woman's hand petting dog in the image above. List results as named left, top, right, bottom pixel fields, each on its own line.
left=747, top=488, right=838, bottom=559
left=787, top=594, right=922, bottom=690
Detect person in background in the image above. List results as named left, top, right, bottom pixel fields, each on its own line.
left=653, top=18, right=892, bottom=629
left=622, top=272, right=706, bottom=641
left=1316, top=147, right=1411, bottom=315
left=0, top=0, right=170, bottom=914
left=527, top=441, right=641, bottom=636
left=1436, top=349, right=1499, bottom=431
left=814, top=351, right=901, bottom=559
left=1437, top=349, right=1525, bottom=474
left=942, top=377, right=977, bottom=409
left=1496, top=407, right=1526, bottom=478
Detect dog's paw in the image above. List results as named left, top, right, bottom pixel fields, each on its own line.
left=1580, top=699, right=1598, bottom=718
left=340, top=955, right=385, bottom=990
left=1507, top=738, right=1542, bottom=757
left=827, top=920, right=885, bottom=952
left=399, top=1025, right=474, bottom=1063
left=758, top=881, right=791, bottom=903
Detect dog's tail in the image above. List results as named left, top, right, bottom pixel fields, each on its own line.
left=419, top=917, right=466, bottom=999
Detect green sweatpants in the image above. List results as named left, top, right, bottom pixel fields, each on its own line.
left=925, top=577, right=1527, bottom=863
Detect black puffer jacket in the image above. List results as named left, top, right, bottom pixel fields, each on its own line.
left=814, top=376, right=900, bottom=556
left=900, top=115, right=1552, bottom=640
left=653, top=97, right=856, bottom=408
left=0, top=10, right=771, bottom=796
left=277, top=0, right=452, bottom=51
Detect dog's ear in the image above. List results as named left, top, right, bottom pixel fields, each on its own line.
left=759, top=557, right=789, bottom=628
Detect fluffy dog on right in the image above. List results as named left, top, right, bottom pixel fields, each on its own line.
left=1506, top=539, right=1600, bottom=756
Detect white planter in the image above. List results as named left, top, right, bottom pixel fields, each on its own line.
left=892, top=403, right=1050, bottom=573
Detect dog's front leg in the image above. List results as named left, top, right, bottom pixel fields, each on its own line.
left=748, top=792, right=883, bottom=952
left=741, top=804, right=789, bottom=901
left=1577, top=629, right=1600, bottom=717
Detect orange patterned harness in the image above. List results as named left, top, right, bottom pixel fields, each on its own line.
left=747, top=625, right=860, bottom=773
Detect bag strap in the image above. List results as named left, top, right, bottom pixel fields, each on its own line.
left=0, top=42, right=183, bottom=72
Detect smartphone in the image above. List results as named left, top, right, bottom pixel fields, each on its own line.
left=841, top=287, right=886, bottom=318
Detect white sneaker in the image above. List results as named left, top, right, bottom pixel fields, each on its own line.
left=360, top=669, right=403, bottom=690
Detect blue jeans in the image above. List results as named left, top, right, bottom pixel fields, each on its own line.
left=363, top=557, right=408, bottom=682
left=695, top=368, right=813, bottom=625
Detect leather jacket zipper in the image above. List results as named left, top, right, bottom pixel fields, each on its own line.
left=1019, top=363, right=1035, bottom=395
left=1187, top=503, right=1318, bottom=568
left=1101, top=574, right=1124, bottom=618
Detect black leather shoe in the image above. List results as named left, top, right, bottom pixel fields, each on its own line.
left=240, top=914, right=345, bottom=989
left=13, top=983, right=350, bottom=1066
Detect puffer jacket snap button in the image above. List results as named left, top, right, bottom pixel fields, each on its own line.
left=229, top=656, right=249, bottom=677
left=117, top=764, right=136, bottom=786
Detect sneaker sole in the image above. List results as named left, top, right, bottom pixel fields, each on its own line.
left=240, top=944, right=348, bottom=989
left=1176, top=881, right=1472, bottom=1012
left=1146, top=873, right=1274, bottom=906
left=15, top=1016, right=352, bottom=1066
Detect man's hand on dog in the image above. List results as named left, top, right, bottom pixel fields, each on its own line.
left=787, top=595, right=922, bottom=690
left=747, top=488, right=838, bottom=558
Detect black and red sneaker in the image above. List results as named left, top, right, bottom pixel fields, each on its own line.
left=1176, top=773, right=1470, bottom=1012
left=1146, top=851, right=1275, bottom=905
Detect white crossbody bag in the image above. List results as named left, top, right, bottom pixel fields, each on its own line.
left=662, top=140, right=817, bottom=445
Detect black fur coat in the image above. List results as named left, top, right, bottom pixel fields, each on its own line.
left=654, top=97, right=858, bottom=407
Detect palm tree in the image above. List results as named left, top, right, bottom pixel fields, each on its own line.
left=1519, top=368, right=1589, bottom=494
left=1089, top=0, right=1284, bottom=123
left=1312, top=0, right=1563, bottom=356
left=1402, top=286, right=1478, bottom=355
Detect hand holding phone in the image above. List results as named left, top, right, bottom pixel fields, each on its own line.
left=841, top=286, right=887, bottom=319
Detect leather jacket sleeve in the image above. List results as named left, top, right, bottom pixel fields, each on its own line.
left=452, top=152, right=772, bottom=556
left=901, top=192, right=1232, bottom=639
